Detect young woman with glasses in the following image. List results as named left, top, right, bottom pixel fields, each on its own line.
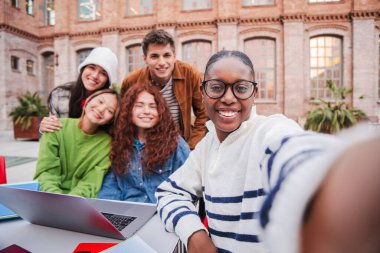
left=156, top=50, right=380, bottom=253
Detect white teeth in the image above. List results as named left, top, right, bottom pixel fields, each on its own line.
left=219, top=111, right=237, bottom=117
left=88, top=79, right=97, bottom=84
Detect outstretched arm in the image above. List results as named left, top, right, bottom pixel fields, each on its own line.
left=187, top=230, right=217, bottom=253
left=301, top=135, right=380, bottom=253
left=259, top=124, right=380, bottom=253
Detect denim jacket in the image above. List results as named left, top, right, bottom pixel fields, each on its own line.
left=98, top=136, right=190, bottom=203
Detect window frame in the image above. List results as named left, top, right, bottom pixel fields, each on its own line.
left=11, top=56, right=20, bottom=72
left=26, top=0, right=34, bottom=15
left=125, top=44, right=145, bottom=74
left=309, top=35, right=343, bottom=100
left=126, top=0, right=153, bottom=16
left=44, top=0, right=55, bottom=26
left=76, top=48, right=93, bottom=69
left=244, top=37, right=277, bottom=101
left=26, top=59, right=35, bottom=75
left=182, top=40, right=212, bottom=75
left=41, top=51, right=55, bottom=100
left=77, top=0, right=101, bottom=21
left=11, top=0, right=20, bottom=8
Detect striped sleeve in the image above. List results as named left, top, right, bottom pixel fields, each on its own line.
left=155, top=148, right=206, bottom=246
left=260, top=124, right=380, bottom=253
left=257, top=117, right=342, bottom=253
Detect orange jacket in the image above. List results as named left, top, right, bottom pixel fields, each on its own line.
left=121, top=60, right=208, bottom=149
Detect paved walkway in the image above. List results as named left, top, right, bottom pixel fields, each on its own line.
left=0, top=131, right=39, bottom=183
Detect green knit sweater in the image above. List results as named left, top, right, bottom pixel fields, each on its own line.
left=34, top=118, right=111, bottom=198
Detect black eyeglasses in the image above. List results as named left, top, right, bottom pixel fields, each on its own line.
left=201, top=79, right=257, bottom=100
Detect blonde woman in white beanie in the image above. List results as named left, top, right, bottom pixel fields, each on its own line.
left=39, top=47, right=118, bottom=133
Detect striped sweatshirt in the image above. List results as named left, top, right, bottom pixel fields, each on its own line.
left=156, top=111, right=341, bottom=253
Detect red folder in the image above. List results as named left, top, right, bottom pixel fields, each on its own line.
left=72, top=243, right=118, bottom=253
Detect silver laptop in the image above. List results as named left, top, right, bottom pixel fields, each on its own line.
left=0, top=186, right=156, bottom=240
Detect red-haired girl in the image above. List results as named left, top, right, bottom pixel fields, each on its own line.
left=98, top=84, right=190, bottom=203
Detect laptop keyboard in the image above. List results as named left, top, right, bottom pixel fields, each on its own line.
left=101, top=212, right=137, bottom=231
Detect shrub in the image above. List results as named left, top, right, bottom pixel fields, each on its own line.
left=9, top=91, right=49, bottom=130
left=304, top=80, right=367, bottom=134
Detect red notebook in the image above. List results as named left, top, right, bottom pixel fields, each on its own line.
left=72, top=243, right=118, bottom=253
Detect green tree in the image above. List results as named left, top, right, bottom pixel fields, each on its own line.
left=304, top=80, right=367, bottom=134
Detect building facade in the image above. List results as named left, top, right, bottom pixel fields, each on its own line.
left=0, top=0, right=379, bottom=130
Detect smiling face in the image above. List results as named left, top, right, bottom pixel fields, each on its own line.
left=132, top=91, right=159, bottom=138
left=84, top=93, right=117, bottom=126
left=144, top=43, right=176, bottom=85
left=81, top=64, right=109, bottom=93
left=203, top=57, right=256, bottom=142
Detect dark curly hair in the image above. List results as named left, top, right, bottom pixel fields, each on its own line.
left=111, top=83, right=179, bottom=175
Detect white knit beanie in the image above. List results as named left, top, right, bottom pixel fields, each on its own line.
left=78, top=47, right=118, bottom=85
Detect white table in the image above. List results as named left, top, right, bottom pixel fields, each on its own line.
left=0, top=214, right=179, bottom=253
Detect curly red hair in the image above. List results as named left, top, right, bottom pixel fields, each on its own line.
left=111, top=83, right=180, bottom=175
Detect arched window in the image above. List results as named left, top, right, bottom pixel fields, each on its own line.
left=182, top=40, right=211, bottom=74
left=244, top=38, right=276, bottom=100
left=126, top=44, right=144, bottom=73
left=42, top=52, right=55, bottom=100
left=310, top=35, right=342, bottom=99
left=76, top=48, right=93, bottom=69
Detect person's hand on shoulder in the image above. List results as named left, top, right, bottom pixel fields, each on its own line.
left=39, top=115, right=62, bottom=133
left=188, top=230, right=217, bottom=253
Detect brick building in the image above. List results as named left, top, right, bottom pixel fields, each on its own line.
left=0, top=0, right=379, bottom=130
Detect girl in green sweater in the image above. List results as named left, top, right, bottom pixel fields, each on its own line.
left=34, top=89, right=120, bottom=198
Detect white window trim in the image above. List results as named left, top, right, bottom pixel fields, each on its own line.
left=305, top=27, right=351, bottom=102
